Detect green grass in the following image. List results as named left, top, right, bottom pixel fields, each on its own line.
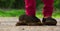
left=36, top=10, right=60, bottom=18
left=0, top=9, right=60, bottom=18
left=0, top=9, right=25, bottom=17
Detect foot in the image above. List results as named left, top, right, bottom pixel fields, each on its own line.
left=16, top=14, right=42, bottom=26
left=42, top=17, right=57, bottom=26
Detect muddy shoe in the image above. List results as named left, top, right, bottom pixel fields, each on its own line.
left=42, top=17, right=57, bottom=26
left=16, top=15, right=42, bottom=26
left=16, top=22, right=27, bottom=26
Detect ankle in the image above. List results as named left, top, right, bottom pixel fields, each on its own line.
left=44, top=16, right=52, bottom=18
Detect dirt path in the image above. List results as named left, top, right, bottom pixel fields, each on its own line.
left=0, top=17, right=60, bottom=31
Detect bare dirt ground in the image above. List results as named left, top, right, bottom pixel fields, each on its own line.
left=0, top=17, right=60, bottom=31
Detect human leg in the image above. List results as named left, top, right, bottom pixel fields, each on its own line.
left=42, top=0, right=57, bottom=25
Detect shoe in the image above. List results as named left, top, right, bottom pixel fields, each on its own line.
left=16, top=14, right=42, bottom=26
left=42, top=17, right=57, bottom=26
